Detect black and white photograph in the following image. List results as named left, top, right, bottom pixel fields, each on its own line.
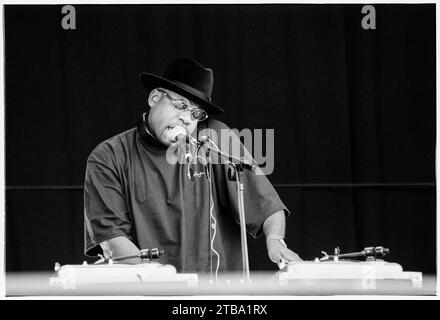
left=2, top=1, right=437, bottom=302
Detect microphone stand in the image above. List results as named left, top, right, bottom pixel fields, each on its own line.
left=199, top=139, right=255, bottom=284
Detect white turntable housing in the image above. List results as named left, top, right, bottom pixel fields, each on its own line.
left=49, top=262, right=198, bottom=289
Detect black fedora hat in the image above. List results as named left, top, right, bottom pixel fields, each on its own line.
left=140, top=58, right=225, bottom=114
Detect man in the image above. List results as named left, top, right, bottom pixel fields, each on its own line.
left=84, top=57, right=302, bottom=274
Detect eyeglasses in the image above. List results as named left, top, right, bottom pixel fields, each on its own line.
left=157, top=89, right=208, bottom=122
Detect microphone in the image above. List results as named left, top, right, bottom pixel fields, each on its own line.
left=168, top=126, right=199, bottom=145
left=167, top=126, right=196, bottom=161
left=167, top=126, right=186, bottom=142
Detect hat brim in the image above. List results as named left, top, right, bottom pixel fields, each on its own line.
left=140, top=73, right=225, bottom=115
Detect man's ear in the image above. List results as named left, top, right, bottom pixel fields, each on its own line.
left=147, top=88, right=161, bottom=107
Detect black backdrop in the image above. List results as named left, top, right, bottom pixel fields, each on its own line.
left=5, top=4, right=436, bottom=275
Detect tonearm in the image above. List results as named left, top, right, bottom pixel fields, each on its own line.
left=94, top=248, right=166, bottom=264
left=319, top=246, right=390, bottom=262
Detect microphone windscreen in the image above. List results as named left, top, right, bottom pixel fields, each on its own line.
left=168, top=126, right=187, bottom=142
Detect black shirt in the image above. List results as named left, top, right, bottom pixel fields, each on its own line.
left=84, top=114, right=289, bottom=273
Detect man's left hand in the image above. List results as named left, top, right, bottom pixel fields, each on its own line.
left=266, top=239, right=303, bottom=268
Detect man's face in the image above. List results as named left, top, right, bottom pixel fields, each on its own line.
left=147, top=88, right=202, bottom=146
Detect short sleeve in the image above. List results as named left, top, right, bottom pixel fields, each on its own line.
left=84, top=148, right=133, bottom=257
left=237, top=169, right=289, bottom=238
left=218, top=165, right=290, bottom=239
left=205, top=120, right=290, bottom=239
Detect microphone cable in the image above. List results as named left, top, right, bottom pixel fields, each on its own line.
left=185, top=137, right=220, bottom=281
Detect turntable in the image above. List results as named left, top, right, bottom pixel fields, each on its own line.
left=278, top=246, right=423, bottom=289
left=49, top=248, right=198, bottom=290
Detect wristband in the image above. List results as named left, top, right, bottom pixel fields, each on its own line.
left=266, top=235, right=287, bottom=247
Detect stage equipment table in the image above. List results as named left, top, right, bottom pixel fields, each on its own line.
left=5, top=271, right=436, bottom=296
